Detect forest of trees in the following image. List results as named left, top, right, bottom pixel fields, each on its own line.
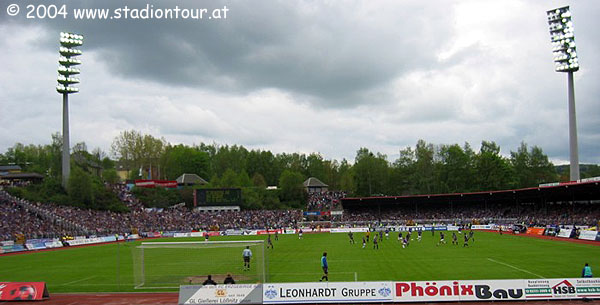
left=2, top=130, right=599, bottom=211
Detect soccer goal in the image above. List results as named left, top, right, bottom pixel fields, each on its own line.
left=132, top=240, right=266, bottom=289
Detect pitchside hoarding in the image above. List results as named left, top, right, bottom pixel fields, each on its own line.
left=178, top=284, right=262, bottom=305
left=556, top=229, right=573, bottom=238
left=262, top=282, right=394, bottom=303
left=525, top=278, right=600, bottom=299
left=0, top=282, right=49, bottom=301
left=394, top=279, right=526, bottom=302
left=578, top=230, right=599, bottom=241
left=178, top=279, right=600, bottom=304
left=394, top=278, right=600, bottom=302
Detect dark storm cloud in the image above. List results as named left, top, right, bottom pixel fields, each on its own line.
left=1, top=0, right=599, bottom=164
left=1, top=0, right=455, bottom=108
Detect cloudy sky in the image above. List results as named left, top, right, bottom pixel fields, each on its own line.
left=0, top=0, right=598, bottom=164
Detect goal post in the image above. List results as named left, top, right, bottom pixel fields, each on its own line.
left=133, top=240, right=266, bottom=289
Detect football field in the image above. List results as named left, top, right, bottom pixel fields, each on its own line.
left=1, top=231, right=598, bottom=293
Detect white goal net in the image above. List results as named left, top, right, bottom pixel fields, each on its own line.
left=132, top=240, right=266, bottom=289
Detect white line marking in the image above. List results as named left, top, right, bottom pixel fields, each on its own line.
left=487, top=258, right=545, bottom=278
left=269, top=272, right=356, bottom=275
left=60, top=275, right=97, bottom=285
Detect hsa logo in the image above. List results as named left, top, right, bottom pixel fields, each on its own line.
left=552, top=280, right=576, bottom=295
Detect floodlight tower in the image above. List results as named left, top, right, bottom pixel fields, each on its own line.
left=56, top=32, right=83, bottom=188
left=546, top=6, right=580, bottom=181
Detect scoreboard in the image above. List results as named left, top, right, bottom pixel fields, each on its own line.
left=194, top=188, right=242, bottom=206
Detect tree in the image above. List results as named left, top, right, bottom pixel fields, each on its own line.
left=111, top=130, right=166, bottom=179
left=438, top=143, right=474, bottom=193
left=306, top=153, right=326, bottom=183
left=474, top=141, right=513, bottom=190
left=278, top=170, right=306, bottom=207
left=237, top=170, right=253, bottom=187
left=529, top=146, right=557, bottom=185
left=338, top=159, right=356, bottom=194
left=102, top=168, right=120, bottom=184
left=413, top=140, right=437, bottom=194
left=252, top=173, right=267, bottom=188
left=162, top=144, right=209, bottom=180
left=323, top=159, right=340, bottom=190
left=68, top=166, right=93, bottom=207
left=220, top=168, right=239, bottom=187
left=353, top=148, right=389, bottom=196
left=111, top=130, right=139, bottom=171
left=2, top=134, right=63, bottom=179
left=211, top=145, right=248, bottom=178
left=246, top=150, right=279, bottom=186
left=390, top=146, right=416, bottom=195
left=511, top=142, right=557, bottom=187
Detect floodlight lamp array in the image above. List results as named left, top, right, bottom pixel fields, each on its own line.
left=59, top=32, right=84, bottom=46
left=58, top=66, right=80, bottom=75
left=57, top=32, right=83, bottom=94
left=56, top=85, right=79, bottom=94
left=547, top=6, right=579, bottom=72
left=57, top=75, right=80, bottom=85
left=58, top=57, right=82, bottom=66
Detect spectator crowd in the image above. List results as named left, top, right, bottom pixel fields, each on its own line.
left=342, top=201, right=599, bottom=227
left=1, top=185, right=598, bottom=242
left=0, top=187, right=301, bottom=240
left=307, top=191, right=346, bottom=211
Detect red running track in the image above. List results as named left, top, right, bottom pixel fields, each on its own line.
left=3, top=293, right=600, bottom=305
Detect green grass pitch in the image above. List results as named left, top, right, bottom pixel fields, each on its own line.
left=0, top=231, right=598, bottom=293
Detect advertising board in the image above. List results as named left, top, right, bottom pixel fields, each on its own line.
left=329, top=228, right=369, bottom=233
left=556, top=229, right=572, bottom=238
left=578, top=230, right=598, bottom=241
left=44, top=240, right=63, bottom=249
left=526, top=228, right=545, bottom=235
left=392, top=226, right=425, bottom=232
left=178, top=284, right=262, bottom=305
left=394, top=278, right=600, bottom=302
left=263, top=282, right=394, bottom=303
left=524, top=278, right=600, bottom=299
left=471, top=225, right=493, bottom=230
left=394, top=279, right=525, bottom=302
left=172, top=278, right=600, bottom=305
left=0, top=282, right=49, bottom=301
left=423, top=226, right=448, bottom=231
left=64, top=235, right=117, bottom=246
left=223, top=229, right=245, bottom=236
left=25, top=242, right=46, bottom=250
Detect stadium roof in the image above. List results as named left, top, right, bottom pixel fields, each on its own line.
left=342, top=180, right=600, bottom=207
left=0, top=172, right=44, bottom=180
left=176, top=173, right=208, bottom=185
left=303, top=177, right=328, bottom=187
left=0, top=165, right=22, bottom=172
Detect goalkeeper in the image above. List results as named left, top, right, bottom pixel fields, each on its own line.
left=242, top=246, right=253, bottom=271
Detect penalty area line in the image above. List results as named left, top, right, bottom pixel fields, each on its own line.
left=59, top=275, right=98, bottom=286
left=487, top=258, right=545, bottom=278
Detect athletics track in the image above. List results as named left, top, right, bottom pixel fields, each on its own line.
left=4, top=293, right=600, bottom=305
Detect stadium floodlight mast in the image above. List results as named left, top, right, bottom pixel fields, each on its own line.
left=546, top=6, right=580, bottom=181
left=56, top=32, right=83, bottom=188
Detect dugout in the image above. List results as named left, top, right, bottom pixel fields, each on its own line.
left=341, top=180, right=600, bottom=223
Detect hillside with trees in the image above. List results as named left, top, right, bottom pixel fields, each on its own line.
left=2, top=130, right=597, bottom=211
